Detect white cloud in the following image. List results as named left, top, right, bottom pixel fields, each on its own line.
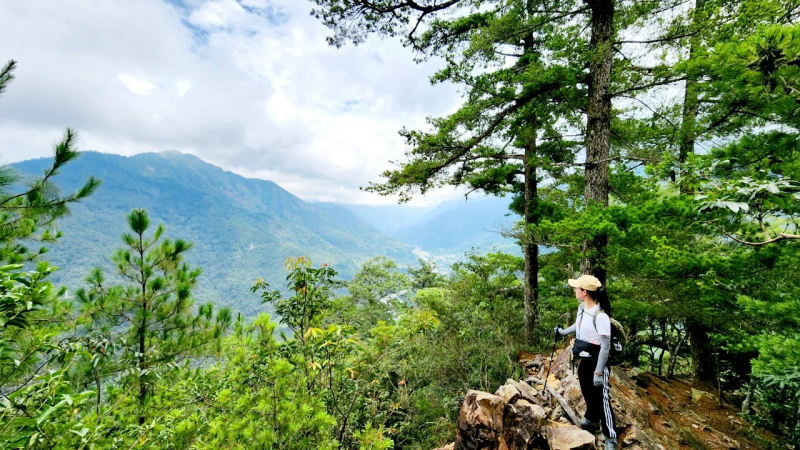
left=188, top=0, right=248, bottom=30
left=175, top=79, right=192, bottom=97
left=0, top=0, right=463, bottom=205
left=118, top=74, right=156, bottom=96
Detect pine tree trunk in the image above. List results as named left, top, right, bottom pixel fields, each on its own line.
left=139, top=299, right=147, bottom=425
left=687, top=319, right=717, bottom=384
left=680, top=65, right=698, bottom=163
left=680, top=0, right=705, bottom=162
left=679, top=0, right=705, bottom=187
left=581, top=0, right=614, bottom=284
left=521, top=1, right=540, bottom=346
left=523, top=138, right=539, bottom=346
left=138, top=237, right=147, bottom=426
left=683, top=0, right=716, bottom=385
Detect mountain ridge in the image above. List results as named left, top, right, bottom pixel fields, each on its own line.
left=13, top=151, right=416, bottom=316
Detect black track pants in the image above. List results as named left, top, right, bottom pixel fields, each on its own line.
left=577, top=357, right=617, bottom=439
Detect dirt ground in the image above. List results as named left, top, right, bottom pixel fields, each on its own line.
left=623, top=371, right=778, bottom=450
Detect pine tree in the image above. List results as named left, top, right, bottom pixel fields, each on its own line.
left=0, top=61, right=100, bottom=263
left=643, top=0, right=800, bottom=383
left=309, top=0, right=691, bottom=343
left=310, top=0, right=592, bottom=343
left=0, top=59, right=102, bottom=448
left=77, top=208, right=230, bottom=424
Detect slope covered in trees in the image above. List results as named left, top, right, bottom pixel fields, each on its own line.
left=13, top=151, right=416, bottom=316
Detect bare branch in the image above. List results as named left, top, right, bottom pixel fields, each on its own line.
left=723, top=231, right=800, bottom=246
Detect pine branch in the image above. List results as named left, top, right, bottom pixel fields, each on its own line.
left=428, top=80, right=563, bottom=171
left=0, top=60, right=16, bottom=96
left=616, top=30, right=697, bottom=45
left=611, top=76, right=687, bottom=97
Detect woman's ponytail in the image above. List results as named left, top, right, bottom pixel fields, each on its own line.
left=594, top=286, right=611, bottom=317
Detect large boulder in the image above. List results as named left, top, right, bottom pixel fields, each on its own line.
left=455, top=390, right=507, bottom=450
left=454, top=388, right=549, bottom=450
left=502, top=399, right=547, bottom=449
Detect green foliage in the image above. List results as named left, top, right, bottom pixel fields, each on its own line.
left=0, top=60, right=16, bottom=96
left=408, top=257, right=447, bottom=290
left=1, top=364, right=97, bottom=449
left=749, top=366, right=800, bottom=443
left=343, top=252, right=528, bottom=448
left=0, top=263, right=57, bottom=332
left=75, top=208, right=230, bottom=424
left=682, top=135, right=800, bottom=245
left=347, top=256, right=411, bottom=308
left=0, top=129, right=100, bottom=263
left=253, top=256, right=339, bottom=343
left=73, top=313, right=339, bottom=449
left=330, top=256, right=412, bottom=331
left=0, top=61, right=102, bottom=449
left=354, top=423, right=393, bottom=450
left=0, top=263, right=96, bottom=450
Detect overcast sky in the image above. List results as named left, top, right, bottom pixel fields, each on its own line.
left=0, top=0, right=468, bottom=205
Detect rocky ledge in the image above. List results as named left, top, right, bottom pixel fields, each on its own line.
left=434, top=344, right=772, bottom=450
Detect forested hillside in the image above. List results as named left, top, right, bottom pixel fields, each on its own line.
left=3, top=0, right=800, bottom=449
left=13, top=151, right=416, bottom=316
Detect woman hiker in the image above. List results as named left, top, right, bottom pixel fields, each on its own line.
left=555, top=274, right=618, bottom=450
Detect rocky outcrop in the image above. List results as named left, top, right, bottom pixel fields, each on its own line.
left=446, top=343, right=771, bottom=450
left=452, top=378, right=598, bottom=450
left=451, top=344, right=610, bottom=450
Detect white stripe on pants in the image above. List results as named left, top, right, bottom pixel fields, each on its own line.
left=602, top=367, right=616, bottom=439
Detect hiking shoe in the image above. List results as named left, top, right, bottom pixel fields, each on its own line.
left=605, top=437, right=618, bottom=450
left=579, top=418, right=598, bottom=431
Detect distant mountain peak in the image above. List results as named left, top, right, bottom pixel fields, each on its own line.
left=159, top=149, right=185, bottom=156
left=156, top=150, right=203, bottom=161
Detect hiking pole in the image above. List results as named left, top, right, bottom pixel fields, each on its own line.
left=542, top=322, right=561, bottom=395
